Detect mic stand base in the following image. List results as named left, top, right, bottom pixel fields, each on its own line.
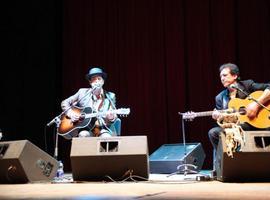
left=167, top=163, right=198, bottom=177
left=167, top=164, right=210, bottom=181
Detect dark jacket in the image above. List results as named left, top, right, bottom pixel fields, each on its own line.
left=215, top=79, right=270, bottom=110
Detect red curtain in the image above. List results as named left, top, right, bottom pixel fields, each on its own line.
left=61, top=0, right=270, bottom=169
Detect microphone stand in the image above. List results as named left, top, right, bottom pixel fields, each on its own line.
left=47, top=111, right=66, bottom=159
left=54, top=117, right=60, bottom=159
left=46, top=88, right=93, bottom=160
left=167, top=113, right=211, bottom=181
left=167, top=113, right=198, bottom=178
left=232, top=86, right=270, bottom=112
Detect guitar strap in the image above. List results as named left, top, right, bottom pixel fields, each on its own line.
left=97, top=95, right=105, bottom=111
left=105, top=90, right=116, bottom=109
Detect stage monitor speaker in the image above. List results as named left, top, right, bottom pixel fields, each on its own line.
left=149, top=143, right=206, bottom=174
left=70, top=136, right=149, bottom=181
left=216, top=131, right=270, bottom=182
left=0, top=140, right=58, bottom=183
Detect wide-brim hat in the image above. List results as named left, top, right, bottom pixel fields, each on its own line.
left=85, top=67, right=107, bottom=80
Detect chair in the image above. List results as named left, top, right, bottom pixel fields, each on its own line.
left=110, top=118, right=121, bottom=136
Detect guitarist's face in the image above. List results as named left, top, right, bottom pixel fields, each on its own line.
left=90, top=75, right=105, bottom=96
left=220, top=67, right=238, bottom=88
left=90, top=75, right=104, bottom=89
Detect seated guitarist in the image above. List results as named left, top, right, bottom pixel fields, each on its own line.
left=208, top=63, right=270, bottom=174
left=61, top=67, right=119, bottom=137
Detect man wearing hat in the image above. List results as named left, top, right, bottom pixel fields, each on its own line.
left=61, top=67, right=120, bottom=138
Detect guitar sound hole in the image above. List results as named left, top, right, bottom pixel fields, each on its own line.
left=239, top=107, right=246, bottom=115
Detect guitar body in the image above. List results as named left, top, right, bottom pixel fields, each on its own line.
left=57, top=107, right=130, bottom=139
left=57, top=107, right=92, bottom=139
left=228, top=91, right=270, bottom=129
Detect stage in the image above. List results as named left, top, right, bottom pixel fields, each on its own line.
left=1, top=136, right=270, bottom=199
left=1, top=172, right=270, bottom=200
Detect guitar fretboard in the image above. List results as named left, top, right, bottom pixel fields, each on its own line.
left=182, top=109, right=234, bottom=120
left=194, top=111, right=213, bottom=117
left=193, top=109, right=234, bottom=117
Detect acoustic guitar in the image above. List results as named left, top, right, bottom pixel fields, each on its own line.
left=57, top=107, right=130, bottom=139
left=181, top=91, right=270, bottom=129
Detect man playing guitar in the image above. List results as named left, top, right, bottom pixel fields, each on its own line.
left=60, top=67, right=120, bottom=138
left=208, top=63, right=270, bottom=175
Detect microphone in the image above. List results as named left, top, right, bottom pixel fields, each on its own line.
left=91, top=85, right=102, bottom=96
left=229, top=84, right=243, bottom=92
left=229, top=84, right=238, bottom=89
left=92, top=84, right=101, bottom=90
left=47, top=116, right=61, bottom=127
left=229, top=84, right=249, bottom=97
left=46, top=117, right=58, bottom=127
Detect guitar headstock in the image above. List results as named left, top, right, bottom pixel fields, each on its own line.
left=116, top=108, right=130, bottom=117
left=181, top=111, right=197, bottom=121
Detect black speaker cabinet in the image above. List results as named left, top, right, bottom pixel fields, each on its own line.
left=149, top=143, right=206, bottom=174
left=216, top=131, right=270, bottom=182
left=0, top=140, right=58, bottom=183
left=70, top=136, right=149, bottom=181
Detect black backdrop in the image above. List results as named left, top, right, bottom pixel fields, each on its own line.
left=1, top=0, right=270, bottom=171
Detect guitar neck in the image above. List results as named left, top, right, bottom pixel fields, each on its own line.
left=194, top=111, right=213, bottom=117
left=193, top=109, right=233, bottom=118
left=83, top=108, right=130, bottom=119
left=85, top=110, right=113, bottom=118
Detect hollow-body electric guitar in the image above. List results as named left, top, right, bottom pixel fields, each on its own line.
left=181, top=91, right=270, bottom=129
left=57, top=107, right=130, bottom=139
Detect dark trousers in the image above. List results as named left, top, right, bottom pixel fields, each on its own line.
left=208, top=123, right=259, bottom=170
